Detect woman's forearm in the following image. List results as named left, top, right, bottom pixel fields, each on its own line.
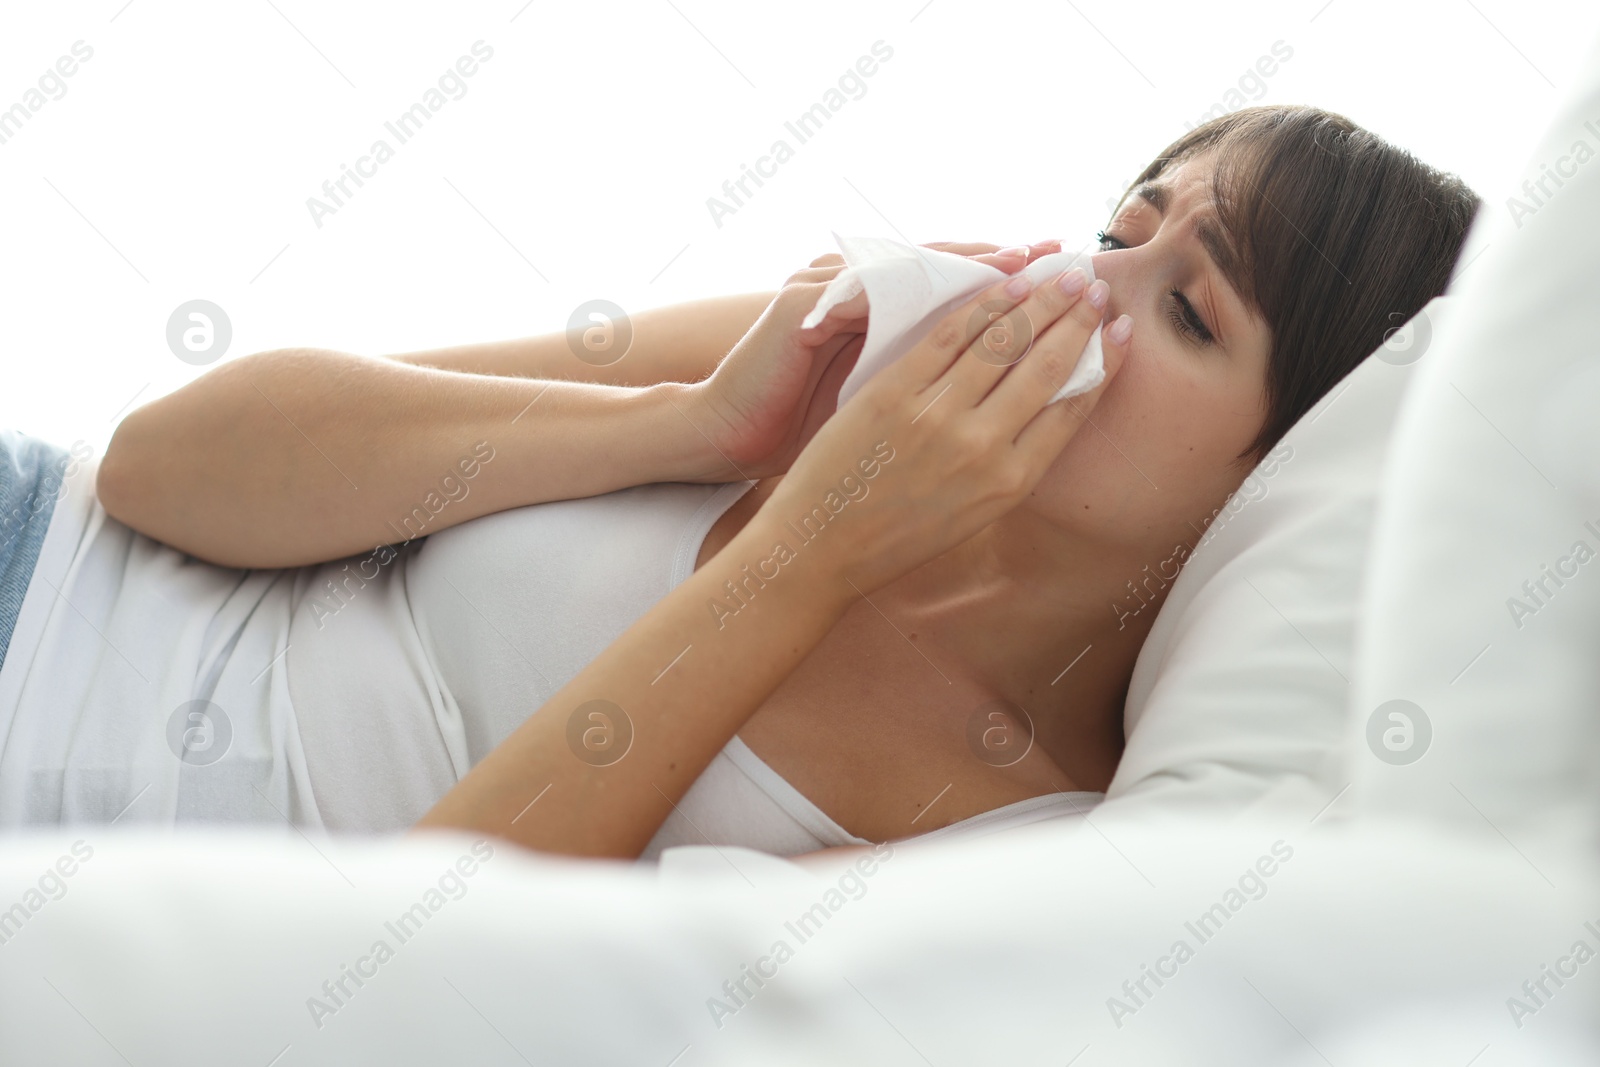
left=96, top=349, right=726, bottom=568
left=389, top=290, right=776, bottom=383
left=414, top=510, right=855, bottom=859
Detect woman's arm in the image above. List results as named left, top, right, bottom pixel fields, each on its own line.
left=387, top=290, right=775, bottom=384
left=96, top=357, right=727, bottom=569
left=98, top=245, right=1031, bottom=569
left=95, top=292, right=776, bottom=570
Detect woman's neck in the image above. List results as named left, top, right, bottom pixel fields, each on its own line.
left=869, top=504, right=1172, bottom=792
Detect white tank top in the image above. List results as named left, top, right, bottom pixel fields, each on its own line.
left=0, top=459, right=1101, bottom=857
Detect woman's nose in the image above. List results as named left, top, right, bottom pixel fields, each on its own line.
left=1087, top=251, right=1133, bottom=327
left=1088, top=251, right=1119, bottom=304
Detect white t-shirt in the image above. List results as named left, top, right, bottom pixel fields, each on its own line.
left=0, top=457, right=1101, bottom=856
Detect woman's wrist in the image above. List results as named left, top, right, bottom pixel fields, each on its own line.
left=713, top=500, right=863, bottom=620
left=645, top=380, right=747, bottom=484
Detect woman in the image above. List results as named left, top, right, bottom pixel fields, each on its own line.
left=8, top=106, right=1477, bottom=860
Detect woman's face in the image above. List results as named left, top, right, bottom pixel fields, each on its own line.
left=1024, top=154, right=1275, bottom=555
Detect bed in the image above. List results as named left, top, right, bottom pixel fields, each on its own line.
left=6, top=25, right=1600, bottom=1067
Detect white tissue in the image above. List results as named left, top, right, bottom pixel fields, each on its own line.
left=802, top=234, right=1105, bottom=412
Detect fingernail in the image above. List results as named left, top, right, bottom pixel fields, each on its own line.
left=1056, top=268, right=1087, bottom=296
left=996, top=245, right=1030, bottom=258
left=1086, top=279, right=1110, bottom=310
left=1004, top=272, right=1034, bottom=298
left=1107, top=314, right=1132, bottom=345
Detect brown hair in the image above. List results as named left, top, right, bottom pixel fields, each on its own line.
left=1117, top=105, right=1481, bottom=461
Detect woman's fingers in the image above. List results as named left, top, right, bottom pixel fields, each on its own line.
left=816, top=240, right=1061, bottom=268
left=785, top=263, right=846, bottom=285
left=922, top=241, right=1033, bottom=273
left=794, top=240, right=1065, bottom=350
left=785, top=265, right=864, bottom=340
left=922, top=241, right=1000, bottom=257
left=797, top=288, right=869, bottom=339
left=972, top=249, right=1031, bottom=272
left=925, top=239, right=1063, bottom=265
left=797, top=332, right=867, bottom=438
left=982, top=275, right=1111, bottom=422
left=805, top=240, right=1059, bottom=287
left=910, top=268, right=1099, bottom=414
left=813, top=241, right=1056, bottom=275
left=873, top=271, right=1040, bottom=399
left=1012, top=310, right=1130, bottom=479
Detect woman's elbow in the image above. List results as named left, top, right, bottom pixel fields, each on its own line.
left=95, top=416, right=148, bottom=530
left=97, top=410, right=200, bottom=554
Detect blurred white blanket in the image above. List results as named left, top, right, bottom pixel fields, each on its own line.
left=1, top=820, right=1593, bottom=1064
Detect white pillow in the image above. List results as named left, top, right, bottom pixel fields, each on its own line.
left=1347, top=29, right=1600, bottom=840
left=1103, top=301, right=1444, bottom=818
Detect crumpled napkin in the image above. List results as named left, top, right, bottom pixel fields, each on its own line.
left=801, top=234, right=1105, bottom=412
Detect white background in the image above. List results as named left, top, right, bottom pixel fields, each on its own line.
left=1, top=0, right=1595, bottom=452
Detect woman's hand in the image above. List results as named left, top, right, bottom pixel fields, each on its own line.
left=685, top=241, right=1063, bottom=481
left=751, top=265, right=1129, bottom=597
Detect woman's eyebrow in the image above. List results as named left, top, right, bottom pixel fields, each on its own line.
left=1193, top=216, right=1244, bottom=288
left=1136, top=179, right=1249, bottom=298
left=1132, top=181, right=1168, bottom=212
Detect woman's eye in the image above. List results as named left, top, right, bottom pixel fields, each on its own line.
left=1095, top=229, right=1128, bottom=252
left=1167, top=288, right=1216, bottom=345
